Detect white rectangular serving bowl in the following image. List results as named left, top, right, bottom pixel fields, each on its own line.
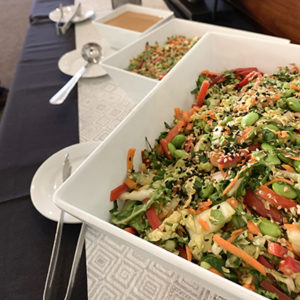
left=54, top=32, right=300, bottom=300
left=101, top=18, right=289, bottom=102
left=93, top=4, right=174, bottom=50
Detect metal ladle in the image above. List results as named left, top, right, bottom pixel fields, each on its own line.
left=49, top=42, right=102, bottom=105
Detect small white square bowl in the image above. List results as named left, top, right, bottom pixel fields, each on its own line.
left=93, top=4, right=174, bottom=50
left=54, top=32, right=300, bottom=300
left=101, top=18, right=289, bottom=102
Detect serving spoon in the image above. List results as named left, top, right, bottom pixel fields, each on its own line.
left=49, top=42, right=102, bottom=105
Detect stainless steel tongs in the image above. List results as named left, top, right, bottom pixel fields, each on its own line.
left=43, top=154, right=87, bottom=300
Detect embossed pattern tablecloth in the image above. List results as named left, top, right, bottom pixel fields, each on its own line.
left=74, top=1, right=226, bottom=299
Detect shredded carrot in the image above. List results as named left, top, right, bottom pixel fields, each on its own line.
left=127, top=148, right=136, bottom=174
left=290, top=84, right=300, bottom=91
left=228, top=229, right=245, bottom=243
left=201, top=69, right=219, bottom=77
left=124, top=178, right=137, bottom=189
left=284, top=224, right=300, bottom=231
left=177, top=120, right=185, bottom=132
left=124, top=227, right=136, bottom=234
left=275, top=131, right=288, bottom=138
left=185, top=245, right=192, bottom=262
left=183, top=111, right=191, bottom=123
left=243, top=282, right=255, bottom=291
left=196, top=201, right=212, bottom=214
left=285, top=240, right=298, bottom=256
left=267, top=94, right=281, bottom=101
left=247, top=220, right=260, bottom=235
left=208, top=267, right=224, bottom=277
left=226, top=197, right=238, bottom=209
left=237, top=126, right=254, bottom=144
left=248, top=232, right=254, bottom=240
left=186, top=122, right=193, bottom=131
left=198, top=218, right=210, bottom=232
left=218, top=164, right=227, bottom=178
left=286, top=155, right=300, bottom=161
left=213, top=234, right=266, bottom=276
left=222, top=175, right=239, bottom=196
left=188, top=207, right=196, bottom=215
left=264, top=177, right=294, bottom=186
left=174, top=107, right=182, bottom=120
left=282, top=164, right=296, bottom=172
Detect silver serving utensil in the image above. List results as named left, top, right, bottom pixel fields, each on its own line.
left=56, top=3, right=64, bottom=35
left=49, top=42, right=102, bottom=105
left=43, top=154, right=72, bottom=300
left=60, top=2, right=81, bottom=35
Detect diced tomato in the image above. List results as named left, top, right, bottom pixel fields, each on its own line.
left=256, top=186, right=297, bottom=209
left=268, top=242, right=288, bottom=258
left=143, top=198, right=162, bottom=230
left=260, top=279, right=293, bottom=300
left=184, top=138, right=194, bottom=152
left=279, top=256, right=300, bottom=275
left=158, top=75, right=165, bottom=81
left=244, top=190, right=283, bottom=223
left=110, top=183, right=129, bottom=202
left=296, top=129, right=300, bottom=134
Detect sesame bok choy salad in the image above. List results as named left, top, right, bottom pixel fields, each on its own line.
left=110, top=65, right=300, bottom=299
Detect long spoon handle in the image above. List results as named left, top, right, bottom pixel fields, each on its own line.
left=49, top=64, right=87, bottom=105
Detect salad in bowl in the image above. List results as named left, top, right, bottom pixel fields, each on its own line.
left=110, top=65, right=300, bottom=299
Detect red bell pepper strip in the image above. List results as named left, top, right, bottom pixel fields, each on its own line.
left=143, top=198, right=162, bottom=230
left=110, top=183, right=129, bottom=202
left=137, top=60, right=144, bottom=70
left=196, top=80, right=210, bottom=107
left=218, top=149, right=250, bottom=169
left=158, top=75, right=165, bottom=81
left=244, top=190, right=283, bottom=224
left=256, top=186, right=297, bottom=209
left=124, top=227, right=137, bottom=234
left=268, top=242, right=288, bottom=258
left=210, top=73, right=225, bottom=85
left=235, top=71, right=259, bottom=89
left=248, top=143, right=261, bottom=151
left=153, top=57, right=162, bottom=64
left=279, top=256, right=300, bottom=275
left=260, top=279, right=293, bottom=300
left=160, top=138, right=172, bottom=160
left=233, top=67, right=259, bottom=77
left=258, top=255, right=275, bottom=270
left=141, top=150, right=151, bottom=168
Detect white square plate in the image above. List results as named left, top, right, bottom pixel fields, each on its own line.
left=101, top=18, right=289, bottom=102
left=54, top=32, right=300, bottom=300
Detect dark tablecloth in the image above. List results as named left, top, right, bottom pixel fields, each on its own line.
left=0, top=0, right=87, bottom=298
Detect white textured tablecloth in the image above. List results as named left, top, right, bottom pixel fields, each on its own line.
left=74, top=1, right=225, bottom=299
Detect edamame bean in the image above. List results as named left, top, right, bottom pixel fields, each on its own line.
left=171, top=134, right=186, bottom=148
left=287, top=97, right=300, bottom=112
left=258, top=219, right=282, bottom=238
left=264, top=124, right=280, bottom=132
left=198, top=134, right=211, bottom=151
left=283, top=89, right=295, bottom=98
left=174, top=149, right=187, bottom=159
left=272, top=181, right=297, bottom=199
left=198, top=161, right=213, bottom=172
left=168, top=143, right=176, bottom=156
left=261, top=143, right=275, bottom=152
left=266, top=154, right=281, bottom=165
left=293, top=160, right=300, bottom=173
left=241, top=112, right=259, bottom=127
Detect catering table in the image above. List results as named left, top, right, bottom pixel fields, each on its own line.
left=0, top=0, right=266, bottom=299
